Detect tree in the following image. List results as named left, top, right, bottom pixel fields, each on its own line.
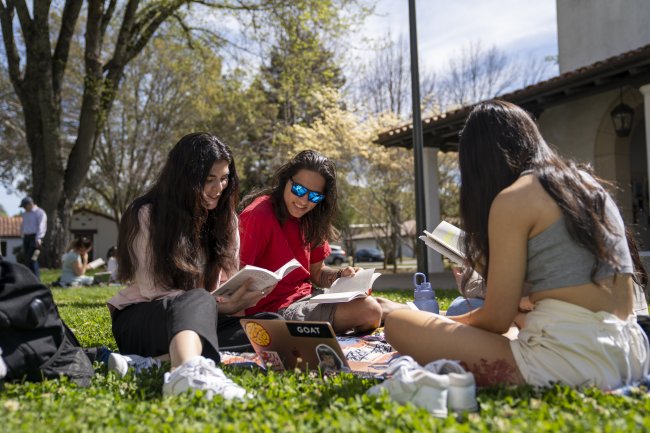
left=261, top=24, right=345, bottom=127
left=437, top=150, right=460, bottom=224
left=440, top=41, right=516, bottom=107
left=82, top=29, right=232, bottom=224
left=351, top=32, right=437, bottom=119
left=0, top=63, right=27, bottom=189
left=0, top=0, right=367, bottom=266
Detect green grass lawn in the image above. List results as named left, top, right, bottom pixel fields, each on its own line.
left=1, top=271, right=649, bottom=432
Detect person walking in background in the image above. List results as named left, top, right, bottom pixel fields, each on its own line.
left=19, top=196, right=47, bottom=279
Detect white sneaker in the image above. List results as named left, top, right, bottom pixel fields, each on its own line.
left=108, top=353, right=161, bottom=378
left=368, top=357, right=450, bottom=417
left=383, top=355, right=421, bottom=376
left=163, top=356, right=247, bottom=400
left=424, top=359, right=478, bottom=413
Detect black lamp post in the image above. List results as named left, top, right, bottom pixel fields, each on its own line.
left=611, top=88, right=634, bottom=137
left=408, top=0, right=428, bottom=275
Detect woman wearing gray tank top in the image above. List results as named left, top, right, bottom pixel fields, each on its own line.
left=385, top=100, right=649, bottom=390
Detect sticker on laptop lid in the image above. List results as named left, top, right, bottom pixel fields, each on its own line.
left=244, top=321, right=271, bottom=347
left=286, top=322, right=334, bottom=338
left=316, top=344, right=345, bottom=372
left=260, top=350, right=285, bottom=371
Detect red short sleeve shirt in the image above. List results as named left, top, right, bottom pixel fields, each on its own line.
left=239, top=196, right=330, bottom=314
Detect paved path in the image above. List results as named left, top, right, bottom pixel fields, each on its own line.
left=372, top=270, right=457, bottom=291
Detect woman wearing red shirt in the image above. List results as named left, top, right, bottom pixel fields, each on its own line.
left=239, top=150, right=400, bottom=334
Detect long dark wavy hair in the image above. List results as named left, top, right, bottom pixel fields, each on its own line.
left=240, top=150, right=338, bottom=247
left=117, top=133, right=239, bottom=292
left=458, top=100, right=645, bottom=288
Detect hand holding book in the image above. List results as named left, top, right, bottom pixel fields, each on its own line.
left=215, top=278, right=275, bottom=315
left=213, top=258, right=302, bottom=297
left=309, top=268, right=381, bottom=304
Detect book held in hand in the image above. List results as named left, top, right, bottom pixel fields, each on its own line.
left=419, top=221, right=465, bottom=266
left=309, top=268, right=381, bottom=304
left=213, top=259, right=303, bottom=297
left=86, top=257, right=105, bottom=270
left=420, top=221, right=486, bottom=297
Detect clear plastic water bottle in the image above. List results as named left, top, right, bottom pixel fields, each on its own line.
left=413, top=272, right=439, bottom=314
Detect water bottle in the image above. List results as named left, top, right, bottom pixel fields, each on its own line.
left=413, top=272, right=439, bottom=314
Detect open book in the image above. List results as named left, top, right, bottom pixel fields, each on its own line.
left=419, top=221, right=465, bottom=266
left=213, top=259, right=302, bottom=297
left=309, top=268, right=381, bottom=304
left=87, top=257, right=105, bottom=270
left=420, top=221, right=486, bottom=298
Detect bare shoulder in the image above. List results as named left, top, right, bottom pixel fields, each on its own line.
left=492, top=174, right=562, bottom=234
left=493, top=175, right=536, bottom=209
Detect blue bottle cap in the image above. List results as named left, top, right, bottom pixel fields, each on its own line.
left=413, top=272, right=427, bottom=288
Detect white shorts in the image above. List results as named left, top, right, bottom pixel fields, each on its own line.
left=510, top=299, right=649, bottom=390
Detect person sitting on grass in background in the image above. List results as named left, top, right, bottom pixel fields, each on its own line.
left=106, top=246, right=119, bottom=283
left=59, top=236, right=98, bottom=287
left=385, top=100, right=649, bottom=390
left=107, top=132, right=274, bottom=400
left=238, top=150, right=404, bottom=334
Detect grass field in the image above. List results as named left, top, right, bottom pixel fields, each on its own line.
left=1, top=269, right=649, bottom=432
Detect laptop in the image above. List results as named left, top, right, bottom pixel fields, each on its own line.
left=93, top=271, right=112, bottom=284
left=239, top=318, right=388, bottom=374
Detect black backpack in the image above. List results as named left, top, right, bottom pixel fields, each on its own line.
left=0, top=259, right=94, bottom=386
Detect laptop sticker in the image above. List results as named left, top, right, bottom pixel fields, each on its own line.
left=316, top=344, right=346, bottom=372
left=286, top=322, right=334, bottom=338
left=244, top=321, right=271, bottom=347
left=260, top=351, right=285, bottom=370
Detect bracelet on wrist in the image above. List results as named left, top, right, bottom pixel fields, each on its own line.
left=336, top=269, right=342, bottom=279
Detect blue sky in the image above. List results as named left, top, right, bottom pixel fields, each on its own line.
left=0, top=0, right=558, bottom=217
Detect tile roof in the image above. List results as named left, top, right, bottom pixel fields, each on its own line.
left=377, top=43, right=650, bottom=148
left=0, top=216, right=21, bottom=237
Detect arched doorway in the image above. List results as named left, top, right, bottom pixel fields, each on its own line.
left=629, top=110, right=650, bottom=249
left=594, top=88, right=648, bottom=247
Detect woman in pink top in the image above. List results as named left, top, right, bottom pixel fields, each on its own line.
left=108, top=133, right=270, bottom=400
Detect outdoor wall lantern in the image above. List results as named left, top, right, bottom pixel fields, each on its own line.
left=610, top=88, right=634, bottom=137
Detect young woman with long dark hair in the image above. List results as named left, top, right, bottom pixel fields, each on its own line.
left=108, top=133, right=270, bottom=399
left=385, top=100, right=649, bottom=389
left=239, top=150, right=401, bottom=333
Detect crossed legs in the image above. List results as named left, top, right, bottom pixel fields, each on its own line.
left=384, top=309, right=525, bottom=386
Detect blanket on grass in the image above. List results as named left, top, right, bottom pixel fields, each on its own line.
left=220, top=329, right=398, bottom=370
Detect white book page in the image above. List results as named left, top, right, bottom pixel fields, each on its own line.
left=328, top=268, right=379, bottom=294
left=419, top=235, right=464, bottom=266
left=87, top=257, right=105, bottom=270
left=274, top=258, right=302, bottom=278
left=214, top=259, right=302, bottom=297
left=308, top=291, right=367, bottom=304
left=428, top=221, right=465, bottom=258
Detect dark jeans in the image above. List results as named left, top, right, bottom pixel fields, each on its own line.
left=111, top=288, right=282, bottom=362
left=112, top=289, right=222, bottom=362
left=22, top=234, right=40, bottom=279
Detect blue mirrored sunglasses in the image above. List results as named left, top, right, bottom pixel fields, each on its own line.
left=290, top=178, right=325, bottom=204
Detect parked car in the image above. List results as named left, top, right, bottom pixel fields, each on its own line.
left=354, top=247, right=385, bottom=263
left=324, top=245, right=348, bottom=265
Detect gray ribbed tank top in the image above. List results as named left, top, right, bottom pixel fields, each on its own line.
left=524, top=174, right=634, bottom=293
